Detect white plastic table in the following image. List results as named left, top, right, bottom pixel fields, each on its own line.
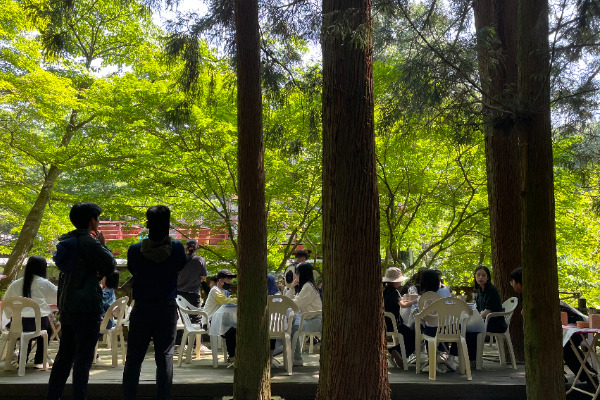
left=209, top=304, right=237, bottom=368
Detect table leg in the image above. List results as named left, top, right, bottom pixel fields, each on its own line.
left=210, top=335, right=219, bottom=368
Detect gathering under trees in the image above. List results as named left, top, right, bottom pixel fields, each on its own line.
left=1, top=0, right=600, bottom=399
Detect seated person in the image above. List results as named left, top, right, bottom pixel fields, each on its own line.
left=285, top=262, right=322, bottom=367
left=3, top=256, right=57, bottom=368
left=510, top=267, right=597, bottom=383
left=382, top=267, right=415, bottom=368
left=100, top=270, right=120, bottom=331
left=204, top=269, right=237, bottom=363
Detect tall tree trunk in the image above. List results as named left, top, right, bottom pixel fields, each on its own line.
left=233, top=0, right=270, bottom=398
left=518, top=1, right=565, bottom=399
left=317, top=0, right=389, bottom=398
left=0, top=165, right=61, bottom=290
left=473, top=0, right=524, bottom=362
left=0, top=106, right=81, bottom=291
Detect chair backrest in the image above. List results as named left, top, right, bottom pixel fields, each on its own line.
left=1, top=297, right=42, bottom=337
left=100, top=296, right=128, bottom=332
left=420, top=297, right=472, bottom=341
left=501, top=297, right=519, bottom=326
left=176, top=295, right=208, bottom=329
left=384, top=311, right=399, bottom=334
left=268, top=295, right=299, bottom=335
left=418, top=291, right=442, bottom=311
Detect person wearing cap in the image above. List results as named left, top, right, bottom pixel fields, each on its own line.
left=176, top=239, right=207, bottom=323
left=204, top=269, right=238, bottom=363
left=122, top=205, right=187, bottom=400
left=382, top=266, right=415, bottom=368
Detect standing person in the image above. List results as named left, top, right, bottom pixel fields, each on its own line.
left=4, top=255, right=57, bottom=369
left=177, top=239, right=208, bottom=312
left=47, top=202, right=116, bottom=400
left=204, top=269, right=238, bottom=364
left=176, top=239, right=207, bottom=345
left=285, top=262, right=322, bottom=367
left=122, top=205, right=186, bottom=400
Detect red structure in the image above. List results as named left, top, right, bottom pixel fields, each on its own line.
left=98, top=221, right=231, bottom=246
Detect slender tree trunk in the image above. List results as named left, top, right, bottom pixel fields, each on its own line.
left=473, top=0, right=524, bottom=362
left=233, top=0, right=270, bottom=398
left=0, top=165, right=61, bottom=290
left=518, top=1, right=565, bottom=398
left=317, top=0, right=390, bottom=398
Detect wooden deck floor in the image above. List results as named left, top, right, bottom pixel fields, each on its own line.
left=0, top=340, right=534, bottom=400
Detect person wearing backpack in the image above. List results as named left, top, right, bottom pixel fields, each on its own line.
left=47, top=202, right=116, bottom=400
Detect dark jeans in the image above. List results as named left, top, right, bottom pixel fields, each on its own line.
left=564, top=333, right=596, bottom=379
left=389, top=324, right=416, bottom=357
left=123, top=299, right=178, bottom=400
left=8, top=316, right=53, bottom=364
left=223, top=327, right=236, bottom=358
left=175, top=291, right=201, bottom=345
left=47, top=312, right=101, bottom=400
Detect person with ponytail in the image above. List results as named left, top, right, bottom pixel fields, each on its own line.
left=3, top=255, right=57, bottom=368
left=285, top=262, right=322, bottom=367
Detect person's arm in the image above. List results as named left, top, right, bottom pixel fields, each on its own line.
left=399, top=299, right=417, bottom=308
left=87, top=235, right=117, bottom=278
left=41, top=279, right=58, bottom=306
left=214, top=292, right=237, bottom=305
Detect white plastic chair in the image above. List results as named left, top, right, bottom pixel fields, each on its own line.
left=291, top=310, right=322, bottom=355
left=176, top=295, right=210, bottom=366
left=476, top=297, right=518, bottom=369
left=384, top=311, right=408, bottom=370
left=0, top=297, right=48, bottom=376
left=268, top=295, right=298, bottom=375
left=122, top=300, right=134, bottom=329
left=95, top=296, right=128, bottom=367
left=415, top=297, right=473, bottom=381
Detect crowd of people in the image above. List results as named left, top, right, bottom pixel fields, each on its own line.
left=0, top=201, right=594, bottom=398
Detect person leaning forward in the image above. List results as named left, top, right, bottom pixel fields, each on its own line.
left=47, top=202, right=116, bottom=400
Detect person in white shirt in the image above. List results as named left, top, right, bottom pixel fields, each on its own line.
left=203, top=269, right=237, bottom=363
left=285, top=262, right=322, bottom=366
left=3, top=256, right=57, bottom=368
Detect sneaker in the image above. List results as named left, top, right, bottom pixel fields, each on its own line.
left=293, top=358, right=304, bottom=367
left=272, top=345, right=284, bottom=357
left=270, top=358, right=281, bottom=369
left=227, top=356, right=235, bottom=364
left=199, top=345, right=212, bottom=354
left=389, top=349, right=404, bottom=369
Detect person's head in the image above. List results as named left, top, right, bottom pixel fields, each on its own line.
left=433, top=268, right=445, bottom=285
left=69, top=202, right=102, bottom=230
left=294, top=250, right=309, bottom=264
left=285, top=265, right=295, bottom=288
left=267, top=274, right=279, bottom=295
left=296, top=262, right=316, bottom=291
left=186, top=239, right=198, bottom=254
left=104, top=270, right=120, bottom=290
left=22, top=256, right=47, bottom=298
left=510, top=267, right=523, bottom=294
left=208, top=275, right=218, bottom=288
left=419, top=269, right=440, bottom=294
left=146, top=205, right=171, bottom=240
left=474, top=265, right=492, bottom=290
left=216, top=269, right=236, bottom=290
left=382, top=267, right=408, bottom=288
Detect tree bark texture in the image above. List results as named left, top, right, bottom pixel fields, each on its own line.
left=0, top=165, right=62, bottom=291
left=518, top=1, right=565, bottom=398
left=233, top=0, right=270, bottom=399
left=317, top=0, right=390, bottom=399
left=473, top=0, right=524, bottom=362
left=1, top=105, right=81, bottom=291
